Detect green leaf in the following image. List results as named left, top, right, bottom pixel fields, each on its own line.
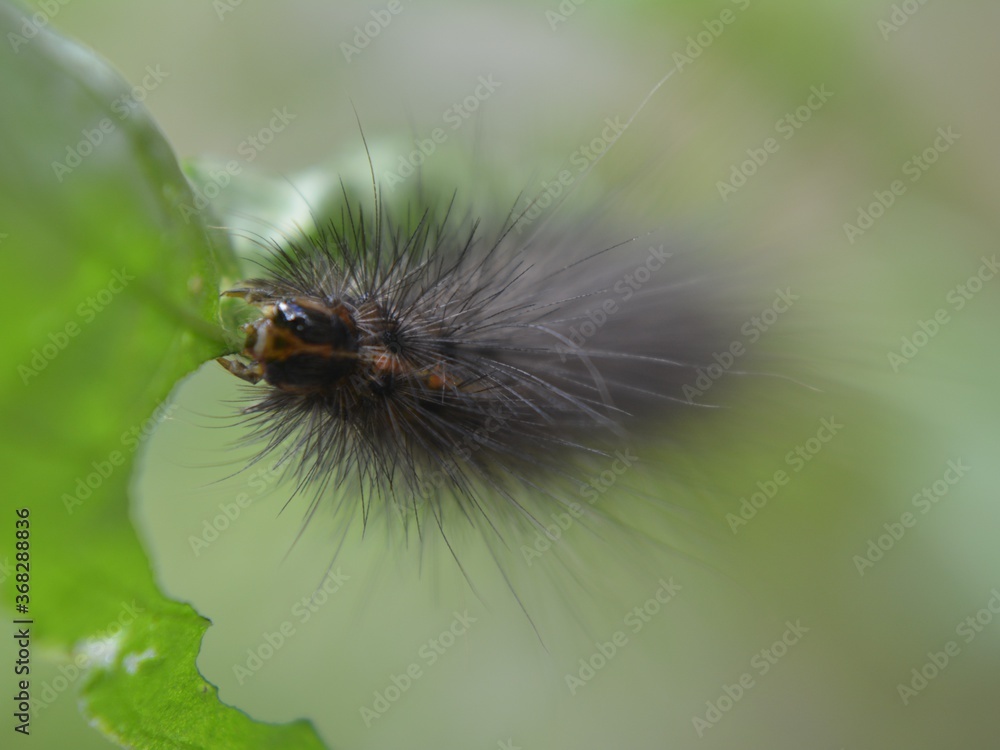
left=81, top=601, right=324, bottom=750
left=0, top=2, right=323, bottom=747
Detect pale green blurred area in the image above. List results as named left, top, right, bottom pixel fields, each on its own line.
left=38, top=1, right=1000, bottom=748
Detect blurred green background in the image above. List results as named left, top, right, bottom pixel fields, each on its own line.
left=1, top=1, right=998, bottom=749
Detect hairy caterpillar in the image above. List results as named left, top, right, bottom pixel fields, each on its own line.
left=213, top=168, right=758, bottom=596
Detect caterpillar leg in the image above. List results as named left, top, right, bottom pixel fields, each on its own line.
left=216, top=357, right=265, bottom=384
